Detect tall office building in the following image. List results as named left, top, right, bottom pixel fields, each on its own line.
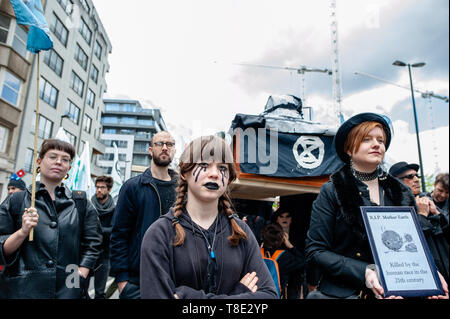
left=99, top=99, right=168, bottom=182
left=1, top=0, right=112, bottom=199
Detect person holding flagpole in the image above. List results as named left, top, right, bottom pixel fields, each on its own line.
left=0, top=139, right=102, bottom=298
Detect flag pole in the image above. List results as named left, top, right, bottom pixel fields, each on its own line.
left=29, top=51, right=40, bottom=242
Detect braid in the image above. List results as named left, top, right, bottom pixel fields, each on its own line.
left=173, top=181, right=187, bottom=246
left=220, top=193, right=247, bottom=246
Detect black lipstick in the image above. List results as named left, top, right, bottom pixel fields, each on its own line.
left=204, top=182, right=219, bottom=190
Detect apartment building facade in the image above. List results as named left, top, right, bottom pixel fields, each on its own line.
left=98, top=99, right=168, bottom=182
left=3, top=0, right=112, bottom=197
left=0, top=0, right=35, bottom=199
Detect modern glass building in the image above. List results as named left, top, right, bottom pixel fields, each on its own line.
left=99, top=99, right=168, bottom=181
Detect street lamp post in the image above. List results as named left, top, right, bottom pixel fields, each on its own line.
left=393, top=60, right=427, bottom=191
left=60, top=113, right=70, bottom=127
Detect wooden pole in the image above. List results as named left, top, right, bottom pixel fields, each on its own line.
left=29, top=52, right=40, bottom=241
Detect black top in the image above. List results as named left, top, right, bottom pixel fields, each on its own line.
left=153, top=177, right=177, bottom=215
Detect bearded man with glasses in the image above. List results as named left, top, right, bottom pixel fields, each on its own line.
left=390, top=161, right=449, bottom=283
left=110, top=131, right=178, bottom=299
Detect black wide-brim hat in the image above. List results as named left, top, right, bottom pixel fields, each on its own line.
left=334, top=112, right=392, bottom=163
left=388, top=161, right=420, bottom=177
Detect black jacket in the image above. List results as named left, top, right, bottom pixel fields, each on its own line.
left=0, top=183, right=102, bottom=298
left=109, top=168, right=178, bottom=283
left=305, top=165, right=416, bottom=298
left=140, top=208, right=277, bottom=299
left=91, top=194, right=116, bottom=255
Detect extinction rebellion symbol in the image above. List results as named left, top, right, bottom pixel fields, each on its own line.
left=292, top=136, right=325, bottom=169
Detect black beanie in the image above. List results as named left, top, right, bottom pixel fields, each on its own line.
left=8, top=179, right=26, bottom=190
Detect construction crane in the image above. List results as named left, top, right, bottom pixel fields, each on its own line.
left=329, top=0, right=344, bottom=123
left=234, top=62, right=332, bottom=106
left=354, top=71, right=449, bottom=103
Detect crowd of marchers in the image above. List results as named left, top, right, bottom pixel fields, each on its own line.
left=0, top=113, right=448, bottom=299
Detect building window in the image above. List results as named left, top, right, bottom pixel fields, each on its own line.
left=57, top=0, right=73, bottom=15
left=24, top=148, right=34, bottom=173
left=0, top=125, right=9, bottom=153
left=0, top=14, right=10, bottom=44
left=90, top=65, right=98, bottom=83
left=132, top=154, right=151, bottom=166
left=94, top=40, right=102, bottom=60
left=12, top=25, right=27, bottom=58
left=70, top=71, right=84, bottom=97
left=32, top=113, right=53, bottom=139
left=44, top=48, right=64, bottom=76
left=51, top=13, right=69, bottom=46
left=64, top=129, right=76, bottom=146
left=83, top=114, right=92, bottom=133
left=66, top=99, right=80, bottom=124
left=87, top=89, right=95, bottom=108
left=1, top=70, right=21, bottom=106
left=39, top=77, right=58, bottom=108
left=80, top=0, right=90, bottom=14
left=74, top=44, right=88, bottom=70
left=79, top=18, right=92, bottom=45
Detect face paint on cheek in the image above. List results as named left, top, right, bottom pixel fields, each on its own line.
left=220, top=169, right=228, bottom=187
left=193, top=165, right=207, bottom=183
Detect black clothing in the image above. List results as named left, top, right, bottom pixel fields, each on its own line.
left=91, top=194, right=116, bottom=299
left=306, top=165, right=416, bottom=298
left=417, top=212, right=449, bottom=282
left=153, top=177, right=177, bottom=215
left=264, top=247, right=305, bottom=299
left=110, top=168, right=178, bottom=284
left=418, top=193, right=449, bottom=281
left=91, top=194, right=115, bottom=254
left=140, top=208, right=277, bottom=299
left=0, top=183, right=102, bottom=298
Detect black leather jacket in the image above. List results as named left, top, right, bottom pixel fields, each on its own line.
left=0, top=183, right=102, bottom=298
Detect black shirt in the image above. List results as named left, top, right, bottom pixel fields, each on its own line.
left=153, top=178, right=177, bottom=215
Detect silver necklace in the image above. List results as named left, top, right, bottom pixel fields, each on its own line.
left=195, top=217, right=219, bottom=259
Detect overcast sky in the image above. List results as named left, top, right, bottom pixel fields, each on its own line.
left=93, top=0, right=449, bottom=176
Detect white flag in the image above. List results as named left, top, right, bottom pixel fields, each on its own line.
left=65, top=141, right=94, bottom=198
left=110, top=142, right=123, bottom=199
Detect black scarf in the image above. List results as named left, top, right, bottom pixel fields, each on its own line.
left=331, top=165, right=416, bottom=244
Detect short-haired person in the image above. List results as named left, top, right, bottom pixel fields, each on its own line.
left=261, top=223, right=305, bottom=299
left=430, top=173, right=449, bottom=214
left=272, top=208, right=305, bottom=298
left=306, top=113, right=448, bottom=299
left=91, top=175, right=116, bottom=299
left=110, top=131, right=178, bottom=299
left=140, top=136, right=277, bottom=299
left=7, top=179, right=26, bottom=195
left=390, top=162, right=449, bottom=283
left=0, top=139, right=102, bottom=298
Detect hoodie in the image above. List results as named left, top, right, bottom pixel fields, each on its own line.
left=140, top=208, right=278, bottom=299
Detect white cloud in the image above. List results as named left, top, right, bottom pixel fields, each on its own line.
left=388, top=120, right=448, bottom=176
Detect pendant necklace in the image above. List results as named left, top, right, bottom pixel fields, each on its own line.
left=196, top=216, right=219, bottom=259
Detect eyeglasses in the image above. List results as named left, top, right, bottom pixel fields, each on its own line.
left=153, top=141, right=175, bottom=148
left=399, top=173, right=421, bottom=180
left=46, top=154, right=71, bottom=164
left=95, top=185, right=108, bottom=189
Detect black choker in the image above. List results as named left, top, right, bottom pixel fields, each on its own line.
left=351, top=167, right=379, bottom=181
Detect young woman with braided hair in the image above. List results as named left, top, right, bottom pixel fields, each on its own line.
left=140, top=135, right=277, bottom=299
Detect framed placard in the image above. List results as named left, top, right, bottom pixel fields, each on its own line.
left=360, top=206, right=444, bottom=298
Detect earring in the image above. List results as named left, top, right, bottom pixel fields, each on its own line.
left=64, top=173, right=69, bottom=180
left=36, top=167, right=40, bottom=174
